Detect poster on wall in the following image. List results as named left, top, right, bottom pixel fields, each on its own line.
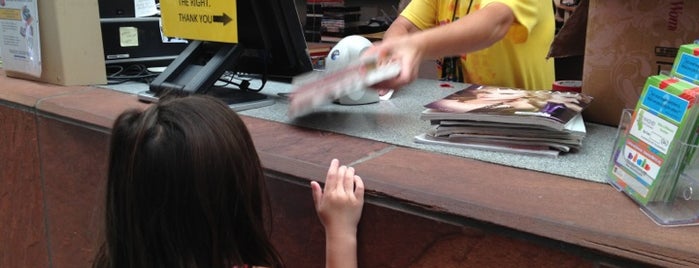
left=0, top=0, right=41, bottom=77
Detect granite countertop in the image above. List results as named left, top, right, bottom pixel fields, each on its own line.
left=105, top=78, right=618, bottom=184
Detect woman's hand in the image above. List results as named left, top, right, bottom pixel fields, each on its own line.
left=363, top=36, right=423, bottom=91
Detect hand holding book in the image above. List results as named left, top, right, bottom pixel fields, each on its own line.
left=287, top=57, right=401, bottom=118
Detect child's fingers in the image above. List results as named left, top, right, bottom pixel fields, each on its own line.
left=310, top=181, right=322, bottom=209
left=353, top=175, right=365, bottom=201
left=335, top=165, right=348, bottom=192
left=343, top=166, right=356, bottom=194
left=325, top=159, right=340, bottom=191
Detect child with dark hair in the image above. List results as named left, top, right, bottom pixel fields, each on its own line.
left=93, top=95, right=364, bottom=268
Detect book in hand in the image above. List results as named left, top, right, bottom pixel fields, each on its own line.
left=415, top=84, right=593, bottom=157
left=609, top=75, right=699, bottom=205
left=287, top=57, right=400, bottom=118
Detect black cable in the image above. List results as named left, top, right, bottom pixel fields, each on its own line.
left=105, top=63, right=160, bottom=85
left=216, top=48, right=270, bottom=93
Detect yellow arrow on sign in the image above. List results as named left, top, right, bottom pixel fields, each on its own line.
left=160, top=0, right=238, bottom=43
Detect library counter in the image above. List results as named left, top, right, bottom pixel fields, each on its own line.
left=1, top=69, right=697, bottom=267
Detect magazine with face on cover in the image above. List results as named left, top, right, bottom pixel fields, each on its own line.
left=420, top=84, right=594, bottom=131
left=415, top=84, right=592, bottom=156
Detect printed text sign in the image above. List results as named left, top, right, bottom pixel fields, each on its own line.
left=160, top=0, right=238, bottom=43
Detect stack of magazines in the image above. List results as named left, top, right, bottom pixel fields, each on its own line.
left=414, top=84, right=594, bottom=157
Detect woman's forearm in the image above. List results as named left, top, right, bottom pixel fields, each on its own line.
left=410, top=2, right=514, bottom=60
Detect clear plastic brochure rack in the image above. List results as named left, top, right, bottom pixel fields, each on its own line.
left=609, top=109, right=699, bottom=226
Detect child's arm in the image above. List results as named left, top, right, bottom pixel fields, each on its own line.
left=311, top=159, right=365, bottom=268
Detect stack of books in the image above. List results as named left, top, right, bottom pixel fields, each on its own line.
left=414, top=84, right=594, bottom=157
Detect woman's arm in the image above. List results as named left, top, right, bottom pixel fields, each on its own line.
left=382, top=16, right=420, bottom=40
left=409, top=2, right=514, bottom=60
left=366, top=3, right=515, bottom=89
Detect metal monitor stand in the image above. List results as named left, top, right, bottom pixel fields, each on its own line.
left=149, top=40, right=243, bottom=96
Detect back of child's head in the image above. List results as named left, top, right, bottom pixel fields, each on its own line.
left=94, top=95, right=283, bottom=268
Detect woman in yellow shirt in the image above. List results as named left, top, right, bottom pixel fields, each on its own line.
left=368, top=0, right=555, bottom=91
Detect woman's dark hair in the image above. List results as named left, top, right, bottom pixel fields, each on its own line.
left=94, top=95, right=283, bottom=268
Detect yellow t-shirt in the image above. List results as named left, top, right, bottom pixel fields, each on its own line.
left=401, top=0, right=555, bottom=90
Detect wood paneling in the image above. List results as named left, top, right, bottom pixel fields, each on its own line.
left=0, top=104, right=48, bottom=267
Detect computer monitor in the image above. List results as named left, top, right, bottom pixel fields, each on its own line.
left=233, top=0, right=314, bottom=82
left=149, top=0, right=313, bottom=99
left=100, top=17, right=189, bottom=68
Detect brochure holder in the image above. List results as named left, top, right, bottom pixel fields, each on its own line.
left=609, top=109, right=699, bottom=226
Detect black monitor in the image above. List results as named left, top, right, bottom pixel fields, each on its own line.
left=148, top=0, right=313, bottom=101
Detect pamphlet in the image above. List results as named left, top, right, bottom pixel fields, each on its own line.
left=287, top=57, right=400, bottom=118
left=609, top=75, right=699, bottom=205
left=0, top=0, right=41, bottom=77
left=671, top=43, right=699, bottom=85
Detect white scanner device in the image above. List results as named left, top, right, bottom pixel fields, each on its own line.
left=325, top=35, right=380, bottom=105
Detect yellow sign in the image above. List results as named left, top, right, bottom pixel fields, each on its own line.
left=0, top=8, right=22, bottom=21
left=160, top=0, right=238, bottom=43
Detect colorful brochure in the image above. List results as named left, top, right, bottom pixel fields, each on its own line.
left=609, top=75, right=699, bottom=205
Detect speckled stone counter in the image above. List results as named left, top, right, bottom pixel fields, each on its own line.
left=107, top=78, right=617, bottom=183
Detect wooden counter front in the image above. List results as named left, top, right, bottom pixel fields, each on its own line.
left=1, top=70, right=694, bottom=267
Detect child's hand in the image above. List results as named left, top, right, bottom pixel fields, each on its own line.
left=311, top=159, right=365, bottom=237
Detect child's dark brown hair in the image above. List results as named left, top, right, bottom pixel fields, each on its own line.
left=94, top=95, right=283, bottom=268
